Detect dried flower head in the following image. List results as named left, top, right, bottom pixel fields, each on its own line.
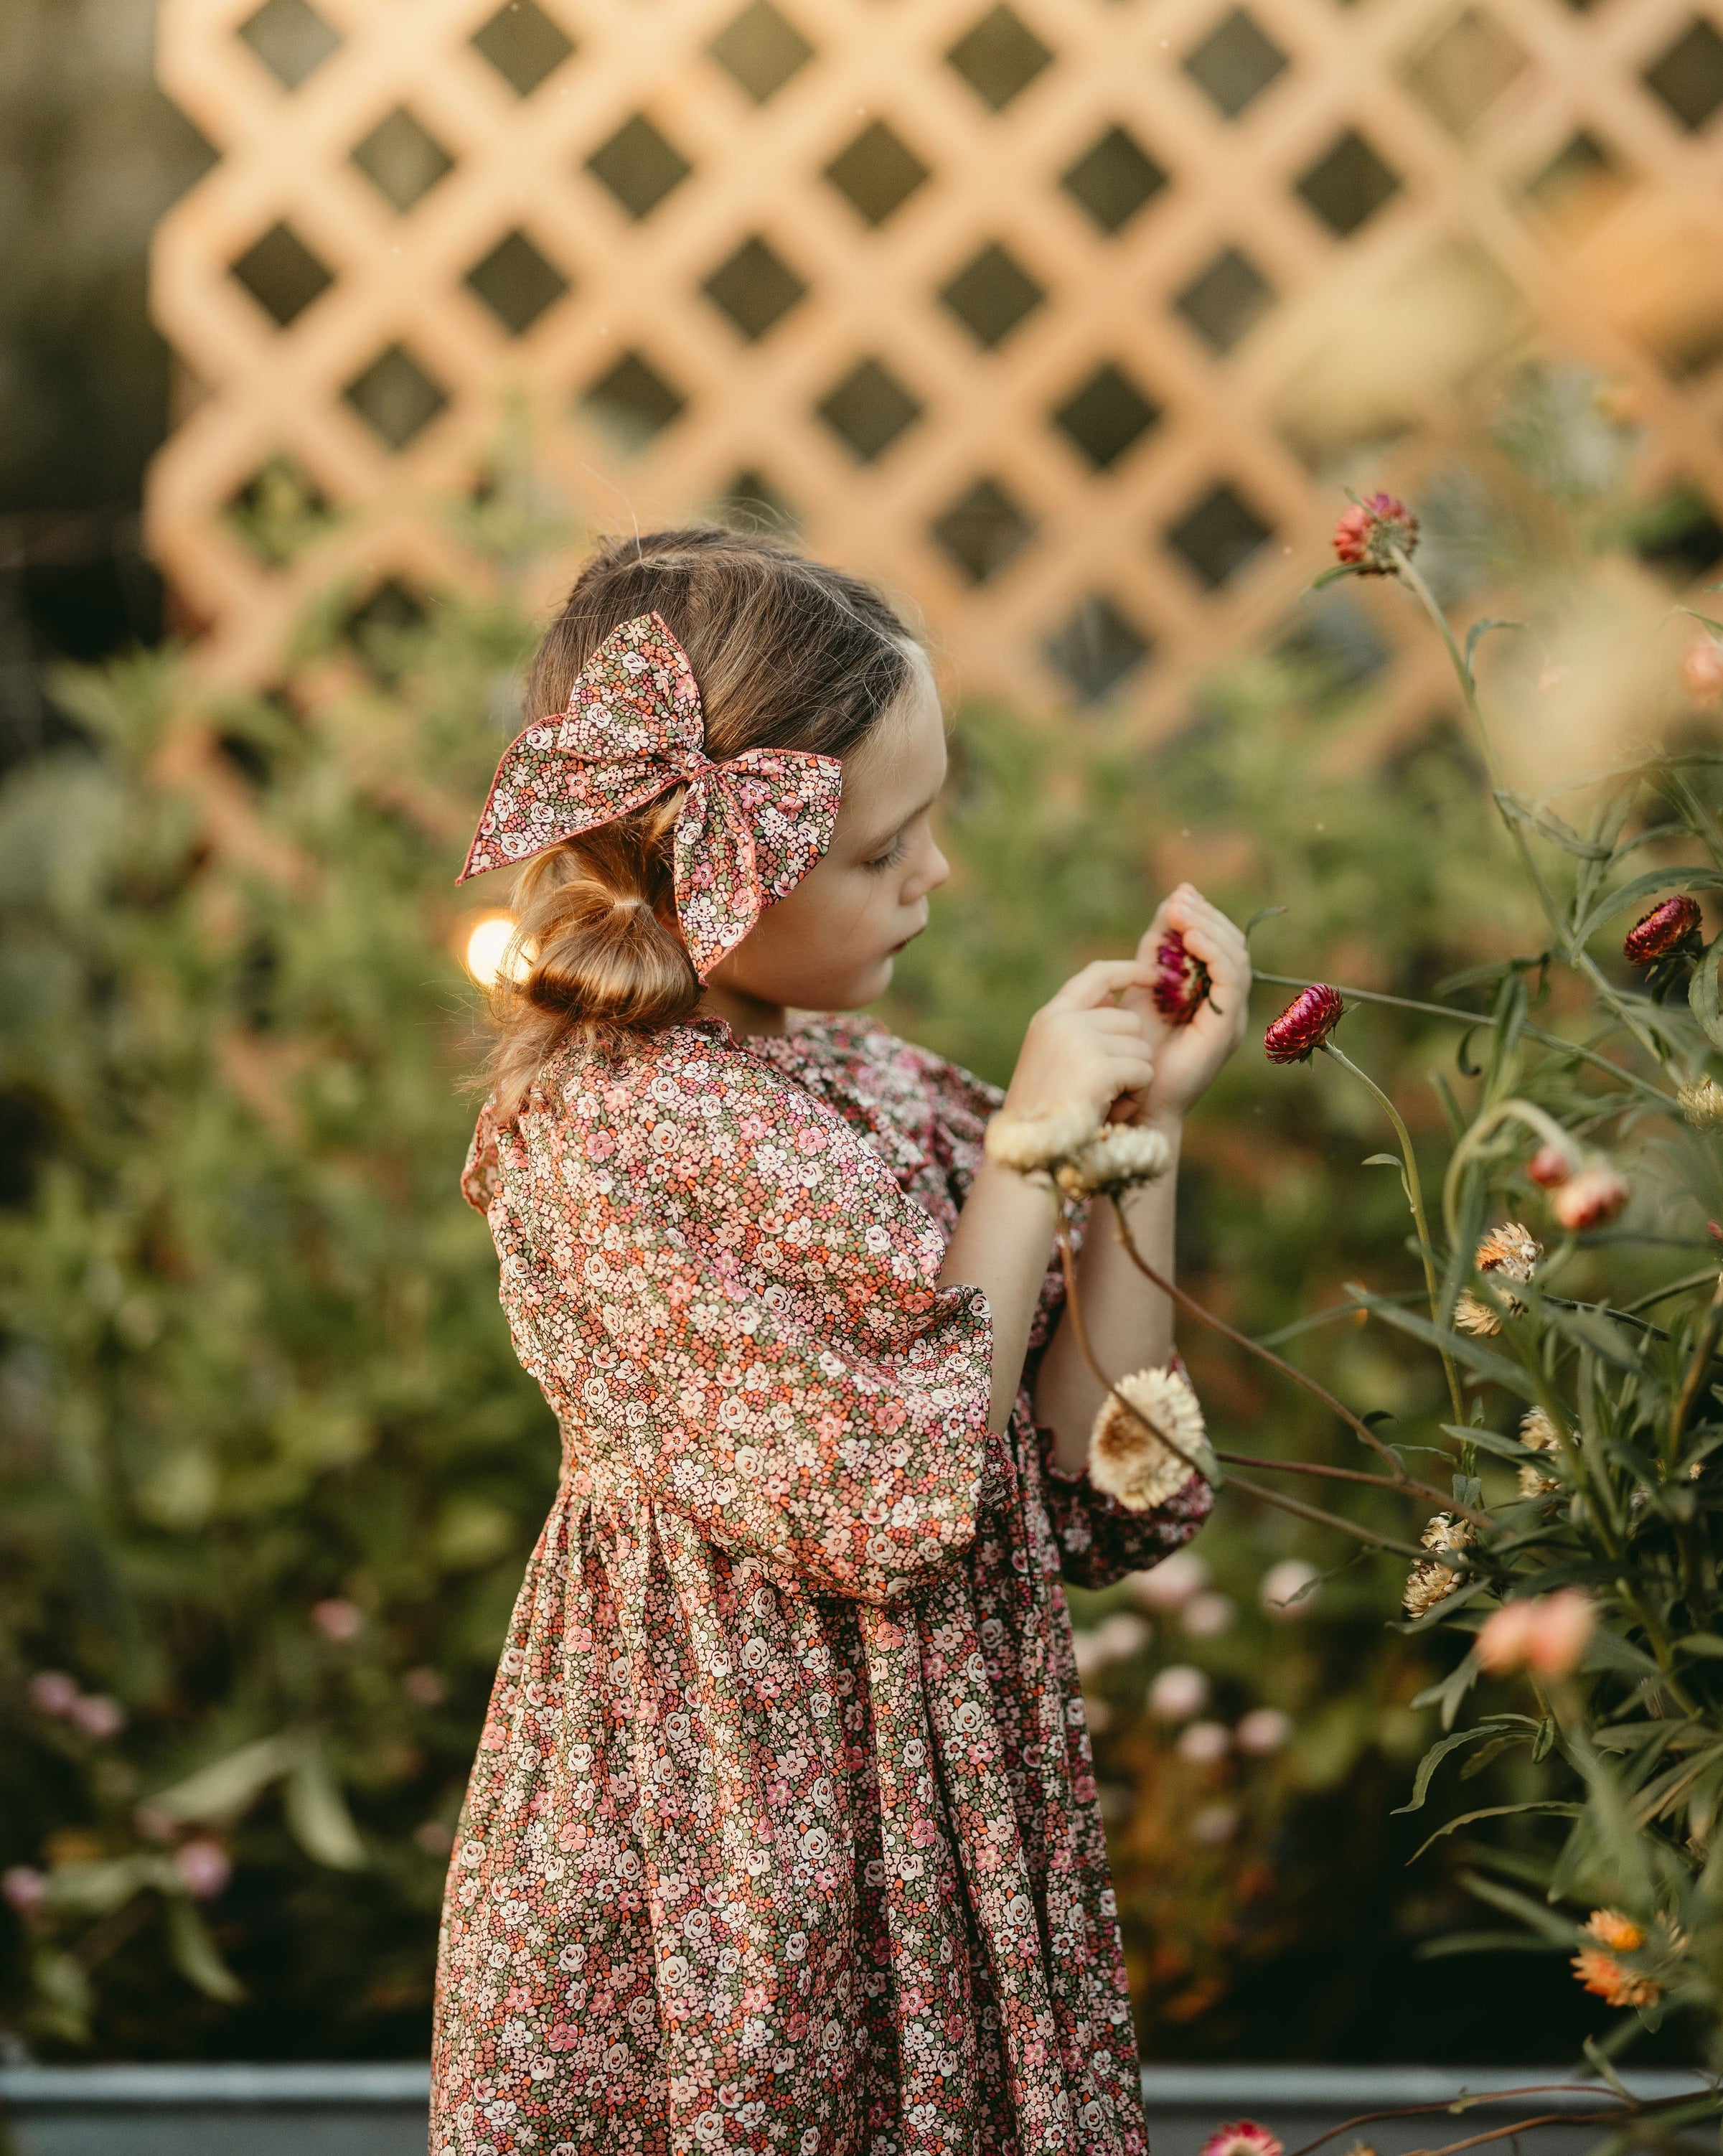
left=1572, top=1948, right=1660, bottom=2010
left=1455, top=1293, right=1504, bottom=1337
left=1089, top=1367, right=1208, bottom=1512
left=1055, top=1123, right=1173, bottom=1199
left=1518, top=1406, right=1563, bottom=1497
left=984, top=1100, right=1103, bottom=1176
left=1552, top=1162, right=1630, bottom=1232
left=1478, top=1222, right=1541, bottom=1283
left=1264, top=984, right=1344, bottom=1064
left=1584, top=1908, right=1645, bottom=1953
left=1684, top=637, right=1723, bottom=706
left=1526, top=1145, right=1573, bottom=1189
left=1679, top=1077, right=1723, bottom=1130
left=1403, top=1513, right=1474, bottom=1618
left=1152, top=929, right=1212, bottom=1026
left=1333, top=492, right=1419, bottom=576
left=1623, top=894, right=1702, bottom=965
left=1200, top=2124, right=1284, bottom=2156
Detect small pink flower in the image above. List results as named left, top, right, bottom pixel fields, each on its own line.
left=1332, top=492, right=1418, bottom=576
left=1477, top=1590, right=1595, bottom=1679
left=172, top=1838, right=233, bottom=1899
left=1624, top=894, right=1702, bottom=965
left=1553, top=1163, right=1630, bottom=1231
left=1177, top=1720, right=1231, bottom=1764
left=413, top=1820, right=455, bottom=1857
left=1148, top=1664, right=1210, bottom=1721
left=1683, top=637, right=1723, bottom=706
left=1526, top=1145, right=1572, bottom=1189
left=67, top=1694, right=125, bottom=1740
left=1264, top=984, right=1343, bottom=1064
left=1235, top=1707, right=1292, bottom=1755
left=1201, top=2122, right=1285, bottom=2156
left=403, top=1667, right=447, bottom=1707
left=1152, top=930, right=1211, bottom=1026
left=28, top=1672, right=79, bottom=1717
left=311, top=1598, right=364, bottom=1643
left=2, top=1865, right=47, bottom=1913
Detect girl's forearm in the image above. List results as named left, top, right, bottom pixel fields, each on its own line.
left=1033, top=1119, right=1180, bottom=1471
left=939, top=1161, right=1059, bottom=1433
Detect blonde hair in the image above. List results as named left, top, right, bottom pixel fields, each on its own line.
left=483, top=527, right=916, bottom=1116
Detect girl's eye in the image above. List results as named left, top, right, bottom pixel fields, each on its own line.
left=864, top=835, right=908, bottom=873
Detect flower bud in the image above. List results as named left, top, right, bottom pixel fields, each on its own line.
left=1551, top=1163, right=1630, bottom=1231
left=1623, top=894, right=1702, bottom=965
left=1683, top=637, right=1723, bottom=706
left=1264, top=984, right=1343, bottom=1064
left=1332, top=493, right=1418, bottom=575
left=1476, top=1588, right=1594, bottom=1679
left=1526, top=1145, right=1572, bottom=1188
left=311, top=1598, right=365, bottom=1643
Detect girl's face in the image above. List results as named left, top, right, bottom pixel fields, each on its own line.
left=703, top=649, right=949, bottom=1029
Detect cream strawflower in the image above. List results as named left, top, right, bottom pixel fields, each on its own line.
left=1402, top=1512, right=1474, bottom=1618
left=1518, top=1405, right=1563, bottom=1497
left=1679, top=1078, right=1723, bottom=1130
left=983, top=1100, right=1103, bottom=1175
left=1089, top=1367, right=1208, bottom=1511
left=1056, top=1123, right=1173, bottom=1199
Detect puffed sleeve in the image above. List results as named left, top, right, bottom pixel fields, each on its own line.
left=510, top=1040, right=995, bottom=1605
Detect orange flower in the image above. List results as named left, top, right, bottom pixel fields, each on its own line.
left=1572, top=1946, right=1659, bottom=2009
left=1583, top=1908, right=1645, bottom=1952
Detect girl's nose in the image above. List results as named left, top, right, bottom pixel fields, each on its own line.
left=916, top=842, right=952, bottom=899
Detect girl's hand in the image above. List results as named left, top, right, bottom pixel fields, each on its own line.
left=1119, top=884, right=1251, bottom=1128
left=1004, top=961, right=1158, bottom=1128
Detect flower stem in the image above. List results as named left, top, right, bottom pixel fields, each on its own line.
left=1439, top=1095, right=1575, bottom=1248
left=1320, top=1041, right=1468, bottom=1423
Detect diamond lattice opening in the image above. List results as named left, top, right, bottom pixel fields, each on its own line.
left=939, top=243, right=1045, bottom=349
left=1060, top=126, right=1168, bottom=234
left=1635, top=484, right=1723, bottom=578
left=1296, top=129, right=1403, bottom=237
left=225, top=454, right=334, bottom=566
left=1165, top=482, right=1274, bottom=587
left=708, top=1, right=814, bottom=103
left=1643, top=19, right=1723, bottom=132
left=228, top=222, right=334, bottom=327
left=1525, top=130, right=1630, bottom=222
left=238, top=0, right=340, bottom=89
left=581, top=351, right=687, bottom=454
left=350, top=109, right=455, bottom=212
left=1044, top=595, right=1152, bottom=703
left=465, top=230, right=570, bottom=336
left=946, top=6, right=1054, bottom=111
left=930, top=477, right=1036, bottom=583
left=703, top=236, right=808, bottom=341
left=1403, top=9, right=1528, bottom=136
left=816, top=359, right=923, bottom=462
left=718, top=469, right=799, bottom=534
left=1181, top=10, right=1288, bottom=119
left=824, top=122, right=930, bottom=228
left=344, top=579, right=432, bottom=683
left=344, top=345, right=450, bottom=451
left=1175, top=247, right=1275, bottom=352
left=1051, top=363, right=1158, bottom=470
left=586, top=115, right=693, bottom=220
left=470, top=1, right=575, bottom=98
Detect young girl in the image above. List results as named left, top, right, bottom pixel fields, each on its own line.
left=431, top=528, right=1251, bottom=2156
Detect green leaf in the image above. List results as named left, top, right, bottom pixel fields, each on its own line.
left=284, top=1748, right=366, bottom=1870
left=1411, top=1646, right=1483, bottom=1733
left=1409, top=1800, right=1584, bottom=1865
left=149, top=1734, right=299, bottom=1824
left=1690, top=937, right=1723, bottom=1055
left=1242, top=905, right=1287, bottom=939
left=1394, top=1718, right=1537, bottom=1814
left=1347, top=1285, right=1542, bottom=1397
left=1576, top=866, right=1723, bottom=945
left=1464, top=618, right=1521, bottom=672
left=1457, top=1867, right=1582, bottom=1944
left=1493, top=789, right=1613, bottom=860
left=165, top=1898, right=245, bottom=2004
left=1362, top=1153, right=1402, bottom=1168
left=1307, top=563, right=1360, bottom=591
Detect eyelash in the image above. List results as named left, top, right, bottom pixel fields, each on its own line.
left=865, top=835, right=908, bottom=874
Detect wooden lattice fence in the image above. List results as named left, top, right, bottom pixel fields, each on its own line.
left=150, top=0, right=1723, bottom=726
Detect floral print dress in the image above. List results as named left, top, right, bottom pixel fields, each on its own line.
left=430, top=1014, right=1210, bottom=2156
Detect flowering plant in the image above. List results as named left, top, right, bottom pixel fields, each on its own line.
left=990, top=487, right=1723, bottom=2104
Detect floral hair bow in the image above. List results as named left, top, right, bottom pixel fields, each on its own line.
left=458, top=611, right=842, bottom=980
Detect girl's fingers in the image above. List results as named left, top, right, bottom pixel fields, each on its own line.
left=1045, top=959, right=1158, bottom=1013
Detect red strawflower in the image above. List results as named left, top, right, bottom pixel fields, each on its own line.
left=1623, top=893, right=1702, bottom=964
left=1332, top=492, right=1419, bottom=576
left=1526, top=1145, right=1572, bottom=1188
left=1264, top=984, right=1344, bottom=1064
left=1152, top=929, right=1212, bottom=1026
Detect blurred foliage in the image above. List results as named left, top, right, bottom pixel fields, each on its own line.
left=3, top=372, right=1722, bottom=2063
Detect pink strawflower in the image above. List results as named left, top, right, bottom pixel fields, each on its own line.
left=1683, top=637, right=1723, bottom=706
left=1332, top=492, right=1418, bottom=576
left=67, top=1694, right=125, bottom=1739
left=1201, top=2123, right=1285, bottom=2156
left=1624, top=894, right=1703, bottom=964
left=311, top=1598, right=365, bottom=1643
left=172, top=1838, right=233, bottom=1900
left=28, top=1672, right=79, bottom=1717
left=1477, top=1590, right=1595, bottom=1679
left=1553, top=1163, right=1630, bottom=1231
left=2, top=1865, right=47, bottom=1913
left=1152, top=929, right=1211, bottom=1026
left=1235, top=1707, right=1292, bottom=1755
left=1264, top=984, right=1343, bottom=1064
left=1526, top=1145, right=1572, bottom=1189
left=403, top=1667, right=447, bottom=1707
